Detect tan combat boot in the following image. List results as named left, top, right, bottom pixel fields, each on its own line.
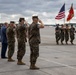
left=8, top=58, right=15, bottom=62
left=17, top=60, right=26, bottom=65
left=30, top=64, right=40, bottom=70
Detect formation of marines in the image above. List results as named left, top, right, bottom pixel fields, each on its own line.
left=0, top=16, right=76, bottom=70
left=0, top=16, right=44, bottom=70
left=55, top=24, right=75, bottom=45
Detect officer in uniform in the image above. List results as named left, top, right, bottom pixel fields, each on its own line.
left=55, top=24, right=61, bottom=45
left=64, top=25, right=69, bottom=44
left=16, top=18, right=28, bottom=65
left=70, top=25, right=75, bottom=44
left=60, top=25, right=65, bottom=44
left=28, top=16, right=44, bottom=70
left=6, top=21, right=15, bottom=62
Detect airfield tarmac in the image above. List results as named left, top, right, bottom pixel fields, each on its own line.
left=0, top=26, right=76, bottom=75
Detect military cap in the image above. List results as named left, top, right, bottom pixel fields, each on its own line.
left=19, top=18, right=25, bottom=22
left=32, top=16, right=38, bottom=19
left=10, top=21, right=15, bottom=23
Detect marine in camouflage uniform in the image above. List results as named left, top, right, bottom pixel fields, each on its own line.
left=16, top=18, right=27, bottom=65
left=28, top=16, right=44, bottom=70
left=55, top=24, right=61, bottom=45
left=70, top=25, right=75, bottom=44
left=60, top=25, right=65, bottom=44
left=6, top=21, right=15, bottom=62
left=64, top=25, right=69, bottom=44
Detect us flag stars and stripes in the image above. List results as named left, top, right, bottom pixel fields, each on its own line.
left=55, top=3, right=65, bottom=20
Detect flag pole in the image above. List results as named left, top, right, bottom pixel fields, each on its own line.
left=69, top=20, right=70, bottom=25
left=64, top=3, right=65, bottom=25
left=64, top=15, right=65, bottom=24
left=64, top=16, right=66, bottom=28
left=55, top=20, right=57, bottom=25
left=0, top=14, right=1, bottom=23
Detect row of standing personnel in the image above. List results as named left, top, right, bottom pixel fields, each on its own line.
left=1, top=16, right=44, bottom=70
left=55, top=24, right=75, bottom=45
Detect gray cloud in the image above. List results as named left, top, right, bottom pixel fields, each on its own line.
left=0, top=0, right=76, bottom=24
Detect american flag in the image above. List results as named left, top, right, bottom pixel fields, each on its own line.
left=55, top=4, right=65, bottom=20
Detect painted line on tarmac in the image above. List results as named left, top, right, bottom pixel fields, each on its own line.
left=15, top=51, right=76, bottom=70
left=40, top=57, right=76, bottom=70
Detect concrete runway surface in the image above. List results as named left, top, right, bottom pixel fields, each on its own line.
left=0, top=26, right=76, bottom=75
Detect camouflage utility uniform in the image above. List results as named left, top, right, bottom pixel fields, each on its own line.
left=70, top=27, right=75, bottom=44
left=28, top=23, right=40, bottom=65
left=60, top=27, right=64, bottom=44
left=55, top=26, right=61, bottom=44
left=64, top=28, right=69, bottom=44
left=16, top=24, right=27, bottom=61
left=6, top=26, right=15, bottom=59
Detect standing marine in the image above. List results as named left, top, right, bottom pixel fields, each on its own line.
left=55, top=24, right=61, bottom=45
left=16, top=18, right=28, bottom=65
left=60, top=24, right=65, bottom=44
left=64, top=25, right=69, bottom=44
left=6, top=21, right=15, bottom=62
left=28, top=16, right=44, bottom=70
left=70, top=25, right=75, bottom=44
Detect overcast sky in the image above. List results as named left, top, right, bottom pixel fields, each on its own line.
left=0, top=0, right=76, bottom=24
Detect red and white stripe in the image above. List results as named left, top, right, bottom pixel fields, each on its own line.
left=55, top=11, right=65, bottom=20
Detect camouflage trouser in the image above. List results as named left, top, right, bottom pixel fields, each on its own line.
left=65, top=34, right=69, bottom=43
left=17, top=41, right=26, bottom=60
left=8, top=42, right=15, bottom=58
left=60, top=34, right=64, bottom=43
left=29, top=44, right=39, bottom=64
left=55, top=33, right=60, bottom=43
left=70, top=34, right=75, bottom=43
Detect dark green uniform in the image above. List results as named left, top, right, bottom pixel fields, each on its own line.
left=70, top=27, right=75, bottom=44
left=16, top=24, right=27, bottom=61
left=28, top=23, right=40, bottom=65
left=55, top=26, right=60, bottom=44
left=64, top=28, right=69, bottom=44
left=6, top=26, right=15, bottom=59
left=60, top=27, right=64, bottom=44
